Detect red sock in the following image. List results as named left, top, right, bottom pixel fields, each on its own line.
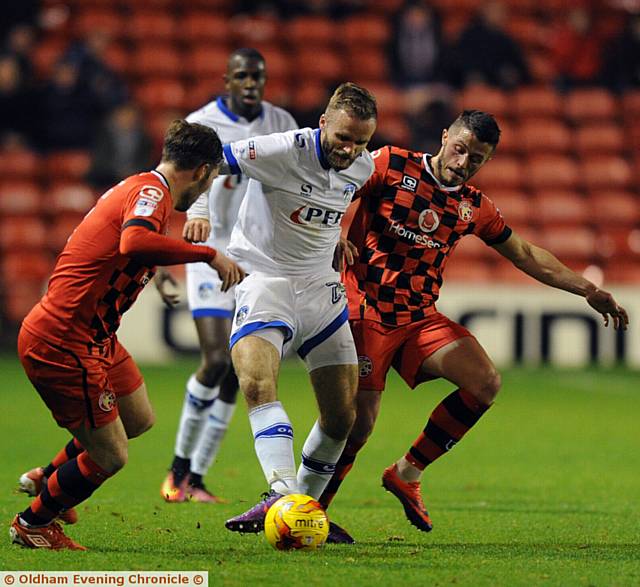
left=22, top=452, right=111, bottom=526
left=43, top=438, right=85, bottom=478
left=319, top=438, right=366, bottom=509
left=406, top=389, right=490, bottom=470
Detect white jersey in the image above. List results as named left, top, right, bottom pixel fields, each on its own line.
left=186, top=97, right=297, bottom=249
left=221, top=127, right=375, bottom=277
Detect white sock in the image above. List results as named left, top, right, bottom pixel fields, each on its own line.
left=249, top=401, right=298, bottom=495
left=174, top=375, right=219, bottom=459
left=190, top=398, right=237, bottom=476
left=297, top=420, right=346, bottom=500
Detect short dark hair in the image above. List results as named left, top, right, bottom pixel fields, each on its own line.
left=161, top=119, right=223, bottom=170
left=228, top=47, right=265, bottom=65
left=326, top=82, right=377, bottom=120
left=452, top=110, right=501, bottom=148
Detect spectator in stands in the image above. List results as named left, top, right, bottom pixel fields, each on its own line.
left=601, top=13, right=640, bottom=92
left=388, top=0, right=446, bottom=89
left=0, top=54, right=36, bottom=144
left=549, top=7, right=603, bottom=90
left=447, top=1, right=530, bottom=89
left=87, top=103, right=152, bottom=191
left=39, top=60, right=97, bottom=151
left=62, top=31, right=128, bottom=117
left=3, top=24, right=36, bottom=83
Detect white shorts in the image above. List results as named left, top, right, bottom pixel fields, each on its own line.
left=186, top=261, right=235, bottom=319
left=230, top=272, right=357, bottom=370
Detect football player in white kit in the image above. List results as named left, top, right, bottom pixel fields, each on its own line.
left=159, top=49, right=298, bottom=503
left=214, top=82, right=378, bottom=534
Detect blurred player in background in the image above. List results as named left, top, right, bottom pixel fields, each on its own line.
left=157, top=48, right=298, bottom=505
left=213, top=83, right=377, bottom=534
left=11, top=120, right=244, bottom=550
left=319, top=110, right=629, bottom=543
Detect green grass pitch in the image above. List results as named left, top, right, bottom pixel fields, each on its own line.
left=1, top=354, right=638, bottom=586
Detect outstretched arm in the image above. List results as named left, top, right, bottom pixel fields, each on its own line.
left=493, top=231, right=629, bottom=330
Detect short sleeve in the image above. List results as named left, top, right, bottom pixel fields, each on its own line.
left=223, top=131, right=294, bottom=185
left=475, top=194, right=512, bottom=245
left=355, top=146, right=391, bottom=201
left=122, top=182, right=171, bottom=234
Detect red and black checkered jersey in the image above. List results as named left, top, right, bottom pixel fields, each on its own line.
left=344, top=145, right=511, bottom=326
left=23, top=171, right=173, bottom=346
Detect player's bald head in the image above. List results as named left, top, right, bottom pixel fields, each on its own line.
left=227, top=48, right=265, bottom=72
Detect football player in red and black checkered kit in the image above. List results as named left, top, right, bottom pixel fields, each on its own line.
left=10, top=120, right=245, bottom=551
left=321, top=110, right=628, bottom=544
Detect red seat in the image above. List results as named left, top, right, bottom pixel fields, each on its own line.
left=0, top=149, right=40, bottom=179
left=451, top=235, right=495, bottom=261
left=183, top=79, right=226, bottom=112
left=621, top=90, right=640, bottom=120
left=442, top=258, right=494, bottom=283
left=586, top=191, right=640, bottom=227
left=45, top=151, right=91, bottom=181
left=490, top=190, right=532, bottom=226
left=289, top=16, right=335, bottom=46
left=132, top=45, right=182, bottom=77
left=579, top=155, right=632, bottom=191
left=565, top=88, right=619, bottom=123
left=375, top=114, right=411, bottom=147
left=258, top=48, right=290, bottom=82
left=135, top=79, right=187, bottom=113
left=126, top=11, right=176, bottom=42
left=472, top=156, right=523, bottom=190
left=295, top=49, right=343, bottom=84
left=48, top=183, right=96, bottom=214
left=574, top=123, right=624, bottom=155
left=48, top=213, right=85, bottom=254
left=290, top=83, right=328, bottom=114
left=518, top=119, right=571, bottom=154
left=346, top=47, right=389, bottom=83
left=231, top=14, right=280, bottom=46
left=599, top=227, right=640, bottom=260
left=604, top=259, right=640, bottom=284
left=540, top=226, right=597, bottom=261
left=458, top=84, right=510, bottom=119
left=4, top=282, right=46, bottom=323
left=182, top=12, right=231, bottom=42
left=1, top=250, right=54, bottom=283
left=363, top=82, right=405, bottom=117
left=0, top=217, right=48, bottom=250
left=512, top=86, right=562, bottom=119
left=184, top=45, right=230, bottom=78
left=527, top=155, right=579, bottom=191
left=74, top=9, right=124, bottom=37
left=0, top=181, right=42, bottom=215
left=532, top=191, right=590, bottom=227
left=341, top=15, right=391, bottom=46
left=31, top=38, right=68, bottom=79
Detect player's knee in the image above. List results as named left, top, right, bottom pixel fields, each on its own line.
left=92, top=445, right=128, bottom=474
left=128, top=412, right=155, bottom=438
left=349, top=410, right=376, bottom=446
left=199, top=350, right=232, bottom=387
left=238, top=373, right=276, bottom=407
left=471, top=369, right=501, bottom=406
left=323, top=401, right=356, bottom=441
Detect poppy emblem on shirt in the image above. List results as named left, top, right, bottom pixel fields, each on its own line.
left=458, top=200, right=475, bottom=222
left=418, top=209, right=440, bottom=233
left=98, top=390, right=116, bottom=412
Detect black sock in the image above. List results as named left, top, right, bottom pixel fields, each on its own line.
left=171, top=456, right=190, bottom=484
left=188, top=473, right=203, bottom=487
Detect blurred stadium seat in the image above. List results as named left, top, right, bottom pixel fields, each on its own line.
left=473, top=156, right=523, bottom=190
left=48, top=213, right=85, bottom=254
left=126, top=11, right=176, bottom=42
left=289, top=16, right=335, bottom=47
left=458, top=84, right=510, bottom=119
left=565, top=88, right=619, bottom=123
left=48, top=183, right=96, bottom=214
left=0, top=181, right=42, bottom=216
left=74, top=8, right=124, bottom=37
left=527, top=155, right=579, bottom=190
left=512, top=86, right=563, bottom=119
left=533, top=190, right=590, bottom=227
left=490, top=190, right=532, bottom=226
left=518, top=119, right=571, bottom=153
left=182, top=12, right=231, bottom=42
left=575, top=123, right=624, bottom=155
left=135, top=79, right=187, bottom=113
left=0, top=149, right=40, bottom=179
left=45, top=151, right=91, bottom=181
left=540, top=226, right=597, bottom=261
left=579, top=155, right=632, bottom=190
left=341, top=15, right=391, bottom=47
left=0, top=217, right=48, bottom=251
left=132, top=45, right=183, bottom=77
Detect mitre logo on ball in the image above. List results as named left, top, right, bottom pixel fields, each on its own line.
left=418, top=209, right=440, bottom=233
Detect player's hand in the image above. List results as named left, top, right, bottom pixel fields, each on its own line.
left=209, top=252, right=245, bottom=292
left=333, top=237, right=358, bottom=272
left=154, top=267, right=180, bottom=308
left=586, top=288, right=629, bottom=330
left=183, top=218, right=211, bottom=243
